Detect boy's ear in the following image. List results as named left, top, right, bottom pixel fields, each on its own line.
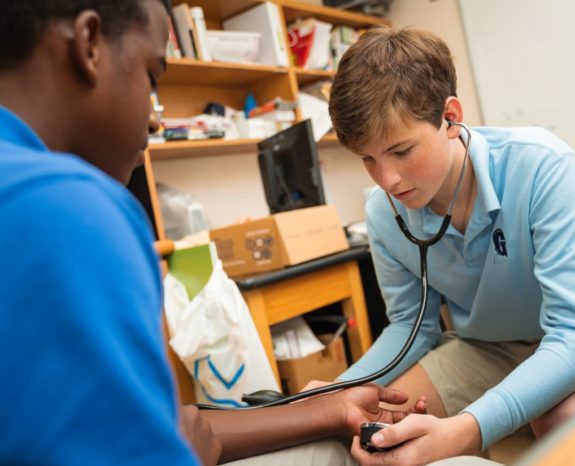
left=68, top=11, right=105, bottom=87
left=442, top=96, right=463, bottom=125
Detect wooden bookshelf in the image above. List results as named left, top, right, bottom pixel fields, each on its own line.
left=150, top=0, right=389, bottom=161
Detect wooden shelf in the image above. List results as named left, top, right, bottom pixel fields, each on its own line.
left=294, top=67, right=335, bottom=86
left=149, top=133, right=341, bottom=160
left=280, top=0, right=390, bottom=27
left=148, top=138, right=260, bottom=160
left=171, top=0, right=264, bottom=24
left=161, top=58, right=289, bottom=86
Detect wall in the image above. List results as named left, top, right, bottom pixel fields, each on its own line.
left=459, top=0, right=575, bottom=147
left=152, top=0, right=482, bottom=229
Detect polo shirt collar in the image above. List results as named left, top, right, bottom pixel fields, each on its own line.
left=404, top=127, right=501, bottom=236
left=0, top=106, right=48, bottom=152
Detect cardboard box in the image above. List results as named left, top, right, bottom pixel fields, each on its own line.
left=209, top=205, right=349, bottom=278
left=277, top=334, right=348, bottom=394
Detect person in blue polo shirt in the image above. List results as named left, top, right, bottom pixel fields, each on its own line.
left=322, top=27, right=575, bottom=464
left=0, top=2, right=427, bottom=465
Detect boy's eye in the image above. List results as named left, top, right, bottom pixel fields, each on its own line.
left=361, top=156, right=375, bottom=164
left=394, top=146, right=413, bottom=157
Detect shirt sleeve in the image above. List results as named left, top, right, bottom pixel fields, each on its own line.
left=463, top=153, right=575, bottom=449
left=339, top=204, right=443, bottom=384
left=0, top=176, right=199, bottom=465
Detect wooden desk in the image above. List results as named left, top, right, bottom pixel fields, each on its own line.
left=235, top=246, right=373, bottom=385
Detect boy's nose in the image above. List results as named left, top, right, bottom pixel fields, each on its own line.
left=375, top=163, right=401, bottom=192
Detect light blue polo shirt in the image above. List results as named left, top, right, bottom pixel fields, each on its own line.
left=341, top=126, right=575, bottom=448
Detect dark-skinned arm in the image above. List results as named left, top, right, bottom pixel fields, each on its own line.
left=182, top=384, right=425, bottom=464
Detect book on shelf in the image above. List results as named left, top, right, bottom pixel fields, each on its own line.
left=171, top=4, right=197, bottom=58
left=288, top=18, right=333, bottom=70
left=166, top=16, right=182, bottom=59
left=223, top=2, right=289, bottom=67
left=189, top=6, right=211, bottom=61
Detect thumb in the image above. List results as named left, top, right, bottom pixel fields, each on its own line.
left=371, top=414, right=428, bottom=449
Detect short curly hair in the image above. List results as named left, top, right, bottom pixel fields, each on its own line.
left=0, top=0, right=171, bottom=72
left=329, top=26, right=457, bottom=154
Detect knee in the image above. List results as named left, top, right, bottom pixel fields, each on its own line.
left=531, top=392, right=575, bottom=438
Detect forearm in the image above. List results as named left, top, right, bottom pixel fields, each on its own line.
left=198, top=395, right=345, bottom=463
left=340, top=322, right=438, bottom=384
left=464, top=345, right=575, bottom=448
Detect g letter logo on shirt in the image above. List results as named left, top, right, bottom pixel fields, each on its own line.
left=493, top=228, right=507, bottom=256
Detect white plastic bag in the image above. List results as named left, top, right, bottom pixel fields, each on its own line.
left=164, top=259, right=279, bottom=407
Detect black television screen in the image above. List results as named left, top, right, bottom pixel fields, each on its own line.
left=257, top=119, right=326, bottom=214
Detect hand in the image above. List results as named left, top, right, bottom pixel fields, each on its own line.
left=180, top=405, right=222, bottom=466
left=301, top=379, right=334, bottom=392
left=350, top=413, right=482, bottom=465
left=332, top=383, right=427, bottom=438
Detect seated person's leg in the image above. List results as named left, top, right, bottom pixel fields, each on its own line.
left=387, top=333, right=538, bottom=420
left=220, top=438, right=356, bottom=466
left=530, top=392, right=575, bottom=438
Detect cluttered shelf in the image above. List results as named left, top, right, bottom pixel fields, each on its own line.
left=149, top=0, right=391, bottom=160
left=148, top=132, right=340, bottom=160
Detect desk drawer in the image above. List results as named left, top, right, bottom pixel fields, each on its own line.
left=254, top=264, right=352, bottom=325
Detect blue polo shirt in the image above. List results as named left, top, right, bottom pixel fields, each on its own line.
left=0, top=106, right=199, bottom=465
left=341, top=126, right=575, bottom=448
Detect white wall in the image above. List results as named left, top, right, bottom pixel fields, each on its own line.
left=459, top=0, right=575, bottom=146
left=151, top=144, right=375, bottom=229
left=152, top=0, right=482, bottom=229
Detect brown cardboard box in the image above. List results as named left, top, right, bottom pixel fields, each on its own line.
left=209, top=205, right=349, bottom=278
left=276, top=334, right=348, bottom=394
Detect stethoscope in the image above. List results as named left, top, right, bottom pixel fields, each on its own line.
left=196, top=121, right=472, bottom=411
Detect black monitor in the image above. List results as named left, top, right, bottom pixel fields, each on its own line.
left=257, top=119, right=326, bottom=214
left=127, top=165, right=159, bottom=240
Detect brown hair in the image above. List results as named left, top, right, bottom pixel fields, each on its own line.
left=329, top=26, right=457, bottom=154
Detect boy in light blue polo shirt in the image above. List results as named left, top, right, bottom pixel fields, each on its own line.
left=327, top=26, right=575, bottom=464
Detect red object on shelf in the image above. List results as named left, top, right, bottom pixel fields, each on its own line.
left=289, top=23, right=315, bottom=67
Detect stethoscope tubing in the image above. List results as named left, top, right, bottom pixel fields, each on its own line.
left=196, top=122, right=472, bottom=411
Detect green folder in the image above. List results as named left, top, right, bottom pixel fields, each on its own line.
left=167, top=242, right=217, bottom=300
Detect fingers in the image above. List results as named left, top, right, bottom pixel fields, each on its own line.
left=351, top=435, right=386, bottom=466
left=414, top=395, right=427, bottom=414
left=373, top=384, right=410, bottom=405
left=370, top=414, right=431, bottom=449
